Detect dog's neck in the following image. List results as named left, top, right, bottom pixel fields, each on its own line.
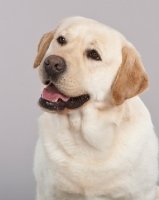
left=59, top=101, right=127, bottom=153
left=40, top=99, right=134, bottom=158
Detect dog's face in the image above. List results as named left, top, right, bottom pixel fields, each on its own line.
left=33, top=17, right=149, bottom=113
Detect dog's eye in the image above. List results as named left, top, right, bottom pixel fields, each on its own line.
left=87, top=50, right=101, bottom=61
left=57, top=36, right=66, bottom=45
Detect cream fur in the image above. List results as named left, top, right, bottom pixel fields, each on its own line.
left=34, top=17, right=159, bottom=200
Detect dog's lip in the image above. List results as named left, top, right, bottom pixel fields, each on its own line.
left=39, top=83, right=90, bottom=111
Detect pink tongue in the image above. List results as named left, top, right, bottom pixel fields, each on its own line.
left=42, top=84, right=69, bottom=102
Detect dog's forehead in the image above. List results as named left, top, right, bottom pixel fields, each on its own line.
left=56, top=17, right=116, bottom=41
left=59, top=16, right=101, bottom=31
left=52, top=18, right=124, bottom=59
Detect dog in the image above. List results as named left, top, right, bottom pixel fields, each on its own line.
left=33, top=16, right=159, bottom=200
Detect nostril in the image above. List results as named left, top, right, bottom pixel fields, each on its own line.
left=44, top=80, right=50, bottom=85
left=54, top=63, right=65, bottom=71
left=44, top=59, right=50, bottom=65
left=55, top=63, right=58, bottom=68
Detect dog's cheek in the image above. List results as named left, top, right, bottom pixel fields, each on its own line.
left=84, top=67, right=114, bottom=101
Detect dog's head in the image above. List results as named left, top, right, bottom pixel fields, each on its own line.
left=33, top=17, right=148, bottom=113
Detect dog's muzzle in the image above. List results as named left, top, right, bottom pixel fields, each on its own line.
left=39, top=55, right=90, bottom=112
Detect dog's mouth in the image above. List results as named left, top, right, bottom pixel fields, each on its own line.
left=38, top=83, right=90, bottom=112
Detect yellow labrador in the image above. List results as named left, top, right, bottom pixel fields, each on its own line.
left=33, top=17, right=159, bottom=200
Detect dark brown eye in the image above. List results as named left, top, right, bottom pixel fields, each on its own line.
left=87, top=50, right=101, bottom=61
left=57, top=36, right=66, bottom=45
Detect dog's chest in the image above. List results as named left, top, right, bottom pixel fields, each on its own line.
left=37, top=111, right=151, bottom=199
left=40, top=112, right=126, bottom=197
left=45, top=146, right=129, bottom=199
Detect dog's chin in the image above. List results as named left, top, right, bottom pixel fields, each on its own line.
left=37, top=102, right=70, bottom=114
left=38, top=83, right=90, bottom=113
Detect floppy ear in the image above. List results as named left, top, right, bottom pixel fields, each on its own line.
left=112, top=46, right=149, bottom=105
left=33, top=30, right=55, bottom=68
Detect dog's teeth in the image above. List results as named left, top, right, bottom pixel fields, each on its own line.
left=52, top=99, right=58, bottom=102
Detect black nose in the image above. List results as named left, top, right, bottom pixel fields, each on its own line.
left=43, top=55, right=66, bottom=79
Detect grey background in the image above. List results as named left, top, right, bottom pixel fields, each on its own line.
left=0, top=1, right=159, bottom=200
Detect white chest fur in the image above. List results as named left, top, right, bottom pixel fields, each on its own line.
left=34, top=99, right=158, bottom=199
